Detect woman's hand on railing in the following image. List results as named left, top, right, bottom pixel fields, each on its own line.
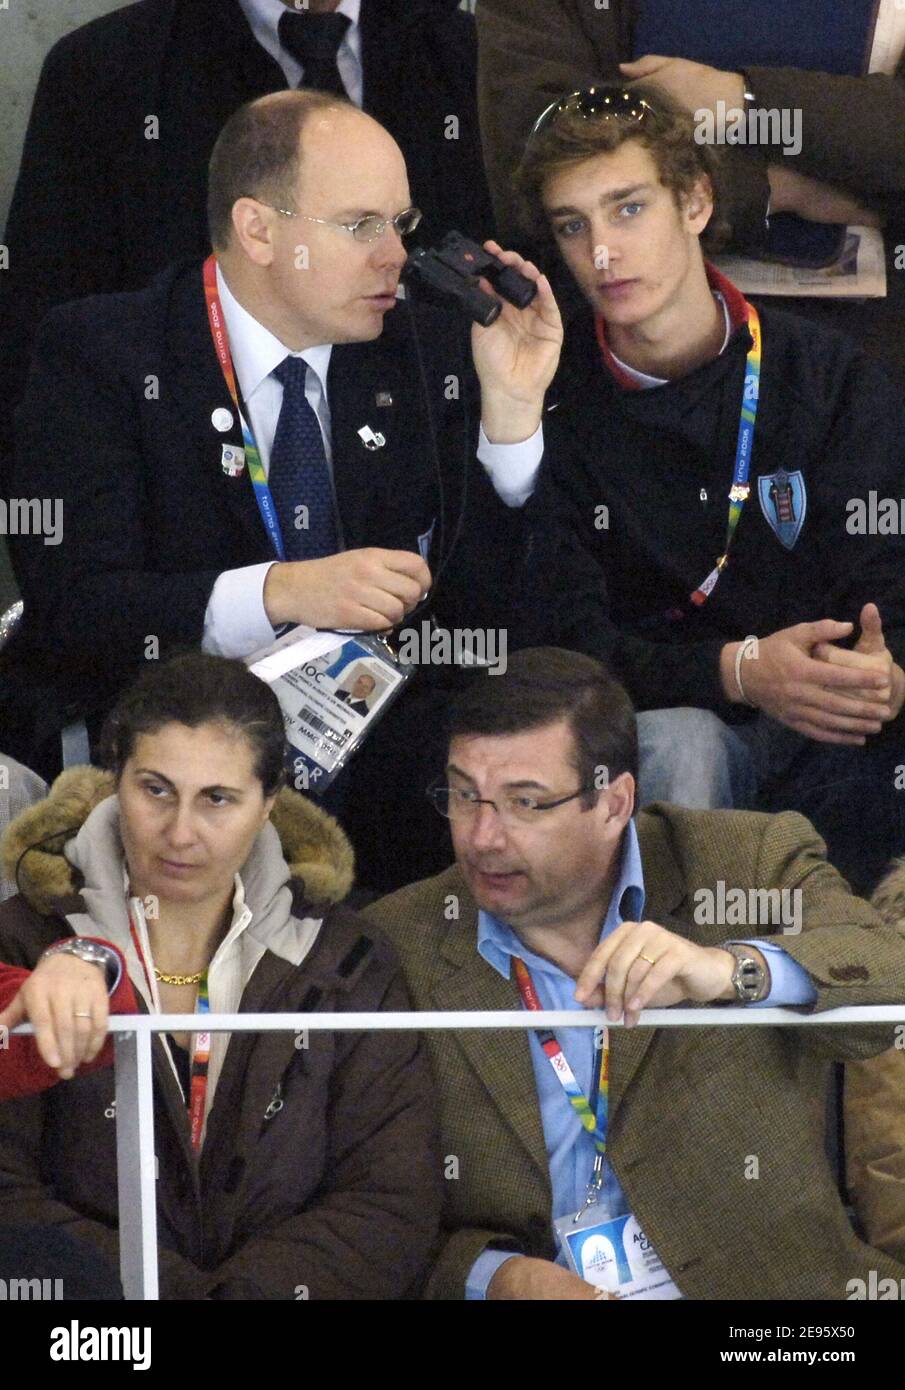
left=0, top=955, right=110, bottom=1080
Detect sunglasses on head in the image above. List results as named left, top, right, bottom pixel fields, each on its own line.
left=529, top=85, right=658, bottom=142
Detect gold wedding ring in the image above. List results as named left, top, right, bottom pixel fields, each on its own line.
left=639, top=953, right=657, bottom=966
left=74, top=1010, right=92, bottom=1018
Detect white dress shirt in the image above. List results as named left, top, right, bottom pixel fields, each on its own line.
left=237, top=0, right=364, bottom=105
left=202, top=263, right=544, bottom=658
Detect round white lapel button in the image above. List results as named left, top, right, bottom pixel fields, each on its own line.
left=211, top=407, right=234, bottom=433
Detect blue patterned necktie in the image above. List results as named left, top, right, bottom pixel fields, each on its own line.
left=278, top=11, right=351, bottom=95
left=269, top=356, right=338, bottom=561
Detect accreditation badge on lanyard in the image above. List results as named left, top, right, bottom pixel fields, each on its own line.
left=247, top=625, right=414, bottom=793
left=514, top=958, right=682, bottom=1300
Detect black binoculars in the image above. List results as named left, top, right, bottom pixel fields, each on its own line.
left=402, top=232, right=537, bottom=327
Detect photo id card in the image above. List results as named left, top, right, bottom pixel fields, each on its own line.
left=556, top=1207, right=682, bottom=1300
left=248, top=627, right=413, bottom=793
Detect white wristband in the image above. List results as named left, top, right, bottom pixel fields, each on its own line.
left=734, top=644, right=756, bottom=708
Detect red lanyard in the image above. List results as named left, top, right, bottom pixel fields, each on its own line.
left=128, top=907, right=211, bottom=1150
left=513, top=957, right=609, bottom=1159
left=202, top=254, right=288, bottom=561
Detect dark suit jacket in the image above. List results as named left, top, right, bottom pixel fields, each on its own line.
left=336, top=692, right=371, bottom=718
left=365, top=803, right=905, bottom=1299
left=0, top=0, right=493, bottom=481
left=2, top=259, right=522, bottom=890
left=520, top=300, right=905, bottom=714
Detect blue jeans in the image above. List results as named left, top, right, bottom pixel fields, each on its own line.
left=637, top=707, right=905, bottom=895
left=637, top=707, right=757, bottom=810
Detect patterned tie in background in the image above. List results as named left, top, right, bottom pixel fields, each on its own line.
left=269, top=356, right=339, bottom=561
left=278, top=10, right=352, bottom=95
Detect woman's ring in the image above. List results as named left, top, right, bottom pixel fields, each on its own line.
left=639, top=953, right=657, bottom=966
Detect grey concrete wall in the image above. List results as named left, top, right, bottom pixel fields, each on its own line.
left=0, top=0, right=137, bottom=236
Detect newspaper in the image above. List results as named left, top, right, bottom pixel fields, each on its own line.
left=715, top=3, right=904, bottom=300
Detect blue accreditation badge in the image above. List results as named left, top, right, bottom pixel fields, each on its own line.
left=757, top=468, right=806, bottom=549
left=556, top=1207, right=682, bottom=1300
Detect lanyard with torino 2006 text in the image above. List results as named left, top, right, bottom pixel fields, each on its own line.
left=689, top=302, right=762, bottom=607
left=188, top=974, right=211, bottom=1151
left=203, top=253, right=287, bottom=562
left=513, top=956, right=609, bottom=1215
left=128, top=908, right=212, bottom=1151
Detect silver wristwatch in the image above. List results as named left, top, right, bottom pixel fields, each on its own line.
left=722, top=942, right=770, bottom=1003
left=40, top=938, right=121, bottom=994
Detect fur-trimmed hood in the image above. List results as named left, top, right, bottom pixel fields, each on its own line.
left=0, top=765, right=354, bottom=915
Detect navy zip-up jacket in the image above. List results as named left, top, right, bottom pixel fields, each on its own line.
left=523, top=268, right=905, bottom=718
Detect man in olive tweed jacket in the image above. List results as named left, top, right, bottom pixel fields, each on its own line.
left=365, top=650, right=905, bottom=1301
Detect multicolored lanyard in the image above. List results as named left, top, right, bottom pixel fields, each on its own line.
left=127, top=908, right=211, bottom=1151
left=513, top=956, right=610, bottom=1207
left=202, top=254, right=287, bottom=561
left=690, top=303, right=762, bottom=607
left=188, top=974, right=211, bottom=1152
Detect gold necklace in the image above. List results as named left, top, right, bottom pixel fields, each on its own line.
left=153, top=966, right=204, bottom=987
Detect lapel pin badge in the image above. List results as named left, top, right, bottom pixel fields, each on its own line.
left=375, top=391, right=394, bottom=408
left=358, top=424, right=386, bottom=451
left=212, top=407, right=234, bottom=433
left=221, top=443, right=245, bottom=477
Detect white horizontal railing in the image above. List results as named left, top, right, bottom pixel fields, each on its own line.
left=13, top=1005, right=905, bottom=1300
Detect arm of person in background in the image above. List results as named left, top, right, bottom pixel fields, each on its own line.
left=619, top=51, right=905, bottom=246
left=228, top=238, right=562, bottom=652
left=206, top=552, right=435, bottom=658
left=0, top=943, right=133, bottom=1099
left=476, top=0, right=627, bottom=242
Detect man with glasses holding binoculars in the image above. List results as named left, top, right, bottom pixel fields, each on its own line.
left=4, top=89, right=562, bottom=891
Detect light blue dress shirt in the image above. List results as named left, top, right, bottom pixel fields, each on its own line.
left=465, top=819, right=817, bottom=1299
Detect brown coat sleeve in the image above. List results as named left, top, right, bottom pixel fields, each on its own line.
left=478, top=0, right=905, bottom=249
left=735, top=812, right=905, bottom=1061
left=845, top=1043, right=905, bottom=1264
left=424, top=1226, right=523, bottom=1301
left=745, top=55, right=905, bottom=202
left=477, top=0, right=630, bottom=239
